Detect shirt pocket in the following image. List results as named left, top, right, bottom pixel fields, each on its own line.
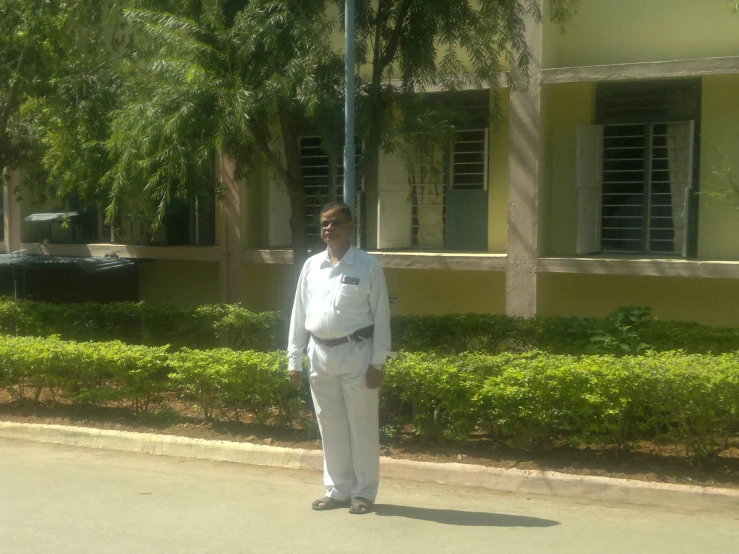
left=336, top=280, right=370, bottom=308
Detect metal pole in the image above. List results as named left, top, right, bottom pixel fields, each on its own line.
left=343, top=0, right=356, bottom=223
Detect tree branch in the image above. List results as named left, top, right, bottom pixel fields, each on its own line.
left=371, top=0, right=387, bottom=82
left=0, top=48, right=26, bottom=142
left=378, top=0, right=414, bottom=73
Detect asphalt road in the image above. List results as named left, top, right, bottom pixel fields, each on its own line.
left=0, top=438, right=737, bottom=554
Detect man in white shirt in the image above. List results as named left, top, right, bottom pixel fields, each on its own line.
left=288, top=201, right=392, bottom=515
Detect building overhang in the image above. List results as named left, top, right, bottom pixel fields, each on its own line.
left=540, top=56, right=739, bottom=85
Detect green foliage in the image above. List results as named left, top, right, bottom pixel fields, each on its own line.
left=105, top=0, right=341, bottom=248
left=0, top=331, right=737, bottom=463
left=168, top=348, right=299, bottom=424
left=1, top=0, right=124, bottom=191
left=0, top=298, right=283, bottom=351
left=2, top=298, right=738, bottom=356
left=384, top=350, right=739, bottom=460
left=568, top=306, right=653, bottom=355
left=0, top=335, right=168, bottom=413
left=391, top=308, right=739, bottom=356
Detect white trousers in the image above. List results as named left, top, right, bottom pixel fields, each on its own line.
left=307, top=337, right=379, bottom=503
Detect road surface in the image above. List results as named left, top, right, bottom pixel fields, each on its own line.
left=0, top=438, right=737, bottom=554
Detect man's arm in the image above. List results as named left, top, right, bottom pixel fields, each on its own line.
left=368, top=262, right=393, bottom=368
left=287, top=261, right=310, bottom=383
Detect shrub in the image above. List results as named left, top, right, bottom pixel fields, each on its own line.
left=0, top=335, right=168, bottom=413
left=167, top=349, right=300, bottom=425
left=0, top=298, right=283, bottom=351
left=384, top=350, right=739, bottom=460
left=1, top=333, right=737, bottom=462
left=2, top=298, right=738, bottom=356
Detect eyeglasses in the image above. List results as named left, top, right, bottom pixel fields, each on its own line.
left=320, top=219, right=349, bottom=229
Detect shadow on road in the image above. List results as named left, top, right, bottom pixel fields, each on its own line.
left=372, top=504, right=560, bottom=527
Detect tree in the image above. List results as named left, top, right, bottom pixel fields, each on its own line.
left=0, top=0, right=117, bottom=191
left=104, top=0, right=342, bottom=264
left=333, top=0, right=579, bottom=247
left=7, top=0, right=578, bottom=263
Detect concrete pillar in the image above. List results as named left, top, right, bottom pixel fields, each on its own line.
left=3, top=169, right=22, bottom=253
left=218, top=157, right=243, bottom=304
left=506, top=9, right=542, bottom=318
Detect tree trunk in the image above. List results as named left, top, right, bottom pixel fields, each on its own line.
left=278, top=103, right=310, bottom=328
left=278, top=105, right=308, bottom=270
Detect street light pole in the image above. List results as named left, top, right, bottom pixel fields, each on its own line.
left=343, top=0, right=356, bottom=225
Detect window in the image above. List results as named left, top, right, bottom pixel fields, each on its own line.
left=119, top=195, right=216, bottom=246
left=577, top=79, right=700, bottom=257
left=410, top=129, right=489, bottom=249
left=299, top=137, right=362, bottom=244
left=376, top=90, right=491, bottom=252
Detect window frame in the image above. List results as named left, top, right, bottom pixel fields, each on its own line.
left=582, top=79, right=703, bottom=258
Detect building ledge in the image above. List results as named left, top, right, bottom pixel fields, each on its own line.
left=371, top=251, right=507, bottom=271
left=20, top=243, right=223, bottom=262
left=242, top=249, right=508, bottom=271
left=538, top=257, right=739, bottom=280
left=540, top=56, right=739, bottom=84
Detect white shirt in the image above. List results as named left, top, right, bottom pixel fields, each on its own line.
left=287, top=245, right=393, bottom=372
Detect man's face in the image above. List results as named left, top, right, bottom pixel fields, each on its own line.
left=319, top=206, right=354, bottom=249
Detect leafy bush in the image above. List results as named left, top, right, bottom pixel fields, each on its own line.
left=384, top=351, right=739, bottom=460
left=0, top=298, right=283, bottom=351
left=168, top=348, right=299, bottom=424
left=1, top=333, right=737, bottom=462
left=567, top=306, right=653, bottom=354
left=391, top=310, right=739, bottom=355
left=1, top=298, right=738, bottom=356
left=0, top=335, right=168, bottom=413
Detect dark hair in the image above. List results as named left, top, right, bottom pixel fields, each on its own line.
left=319, top=201, right=353, bottom=222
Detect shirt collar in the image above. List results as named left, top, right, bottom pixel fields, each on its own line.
left=320, top=244, right=356, bottom=268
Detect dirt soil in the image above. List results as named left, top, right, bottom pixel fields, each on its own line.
left=1, top=390, right=738, bottom=490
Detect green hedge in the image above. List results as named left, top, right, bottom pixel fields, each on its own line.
left=2, top=298, right=739, bottom=355
left=0, top=299, right=283, bottom=351
left=0, top=335, right=169, bottom=413
left=384, top=351, right=739, bottom=460
left=1, top=333, right=737, bottom=461
left=168, top=348, right=301, bottom=423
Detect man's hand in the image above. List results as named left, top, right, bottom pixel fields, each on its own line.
left=366, top=365, right=384, bottom=389
left=289, top=371, right=302, bottom=390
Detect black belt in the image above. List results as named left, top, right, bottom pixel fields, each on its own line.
left=311, top=325, right=374, bottom=347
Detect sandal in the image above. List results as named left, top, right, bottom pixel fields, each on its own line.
left=311, top=496, right=349, bottom=511
left=349, top=497, right=373, bottom=515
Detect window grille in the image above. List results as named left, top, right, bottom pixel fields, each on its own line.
left=452, top=129, right=488, bottom=190
left=299, top=136, right=362, bottom=243
left=600, top=122, right=693, bottom=255
left=410, top=129, right=488, bottom=247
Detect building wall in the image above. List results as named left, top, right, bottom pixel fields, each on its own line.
left=239, top=263, right=507, bottom=316
left=384, top=268, right=506, bottom=315
left=543, top=0, right=739, bottom=69
left=538, top=272, right=739, bottom=327
left=138, top=260, right=220, bottom=305
left=540, top=81, right=595, bottom=256
left=241, top=263, right=295, bottom=313
left=698, top=75, right=739, bottom=259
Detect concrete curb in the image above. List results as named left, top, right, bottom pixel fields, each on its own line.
left=2, top=421, right=738, bottom=513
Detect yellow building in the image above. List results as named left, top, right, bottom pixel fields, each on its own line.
left=3, top=0, right=739, bottom=325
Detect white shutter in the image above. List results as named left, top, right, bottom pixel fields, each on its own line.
left=267, top=166, right=292, bottom=247
left=682, top=120, right=696, bottom=258
left=377, top=147, right=412, bottom=249
left=576, top=124, right=604, bottom=255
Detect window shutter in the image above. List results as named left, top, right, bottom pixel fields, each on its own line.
left=576, top=125, right=604, bottom=255
left=377, top=147, right=412, bottom=249
left=682, top=120, right=696, bottom=258
left=267, top=169, right=292, bottom=247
